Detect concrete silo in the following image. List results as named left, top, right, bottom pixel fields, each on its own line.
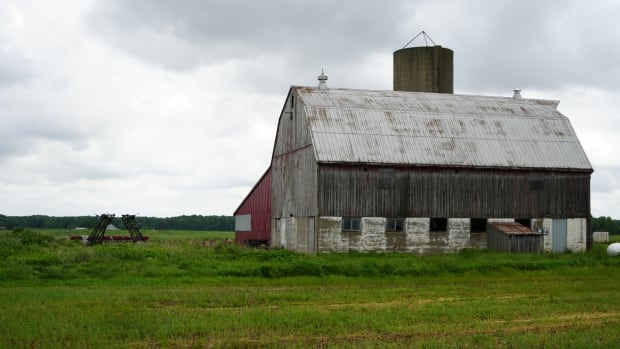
left=393, top=45, right=454, bottom=93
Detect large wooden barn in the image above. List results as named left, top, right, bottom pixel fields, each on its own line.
left=235, top=45, right=593, bottom=253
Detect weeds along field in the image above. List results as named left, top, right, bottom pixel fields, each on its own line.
left=0, top=229, right=619, bottom=348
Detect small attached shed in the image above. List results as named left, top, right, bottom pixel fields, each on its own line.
left=487, top=222, right=543, bottom=253
left=234, top=168, right=272, bottom=247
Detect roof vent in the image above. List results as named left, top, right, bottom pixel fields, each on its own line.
left=317, top=69, right=328, bottom=90
left=513, top=89, right=522, bottom=99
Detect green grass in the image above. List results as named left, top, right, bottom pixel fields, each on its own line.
left=35, top=228, right=233, bottom=241
left=0, top=229, right=619, bottom=348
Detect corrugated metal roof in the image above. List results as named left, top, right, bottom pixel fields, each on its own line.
left=294, top=87, right=592, bottom=170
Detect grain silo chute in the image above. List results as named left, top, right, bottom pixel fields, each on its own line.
left=393, top=31, right=453, bottom=93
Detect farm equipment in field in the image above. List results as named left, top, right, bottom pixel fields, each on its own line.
left=70, top=213, right=148, bottom=245
left=86, top=213, right=115, bottom=245
left=121, top=214, right=144, bottom=242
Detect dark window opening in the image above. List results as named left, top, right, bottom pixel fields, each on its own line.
left=342, top=217, right=361, bottom=232
left=529, top=180, right=544, bottom=191
left=430, top=218, right=448, bottom=232
left=470, top=218, right=487, bottom=233
left=378, top=169, right=395, bottom=189
left=515, top=218, right=531, bottom=228
left=529, top=172, right=545, bottom=191
left=386, top=218, right=404, bottom=232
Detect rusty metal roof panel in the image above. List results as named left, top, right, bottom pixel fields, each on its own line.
left=489, top=222, right=537, bottom=235
left=296, top=87, right=592, bottom=170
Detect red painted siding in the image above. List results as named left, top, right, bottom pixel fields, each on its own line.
left=234, top=168, right=272, bottom=245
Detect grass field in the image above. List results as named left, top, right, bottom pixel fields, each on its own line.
left=0, top=229, right=619, bottom=348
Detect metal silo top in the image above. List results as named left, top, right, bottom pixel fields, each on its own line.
left=293, top=86, right=592, bottom=171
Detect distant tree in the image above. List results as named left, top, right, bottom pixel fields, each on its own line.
left=592, top=216, right=620, bottom=235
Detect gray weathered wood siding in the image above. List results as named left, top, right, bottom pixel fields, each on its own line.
left=271, top=90, right=319, bottom=219
left=272, top=92, right=311, bottom=156
left=272, top=147, right=318, bottom=218
left=318, top=165, right=590, bottom=219
left=488, top=231, right=543, bottom=253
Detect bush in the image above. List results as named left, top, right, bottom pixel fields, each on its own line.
left=11, top=228, right=55, bottom=245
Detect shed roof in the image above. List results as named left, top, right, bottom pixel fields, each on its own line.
left=293, top=86, right=592, bottom=171
left=489, top=222, right=538, bottom=236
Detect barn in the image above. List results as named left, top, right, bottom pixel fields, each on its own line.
left=234, top=168, right=271, bottom=247
left=235, top=45, right=593, bottom=253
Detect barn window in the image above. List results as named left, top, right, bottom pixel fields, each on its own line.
left=430, top=218, right=447, bottom=232
left=378, top=169, right=395, bottom=189
left=386, top=218, right=404, bottom=232
left=342, top=217, right=361, bottom=232
left=529, top=172, right=544, bottom=191
left=470, top=218, right=487, bottom=233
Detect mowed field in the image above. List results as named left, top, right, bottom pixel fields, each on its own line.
left=0, top=229, right=619, bottom=348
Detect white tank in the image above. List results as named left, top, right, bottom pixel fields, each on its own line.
left=608, top=243, right=620, bottom=256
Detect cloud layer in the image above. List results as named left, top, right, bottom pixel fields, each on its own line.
left=0, top=0, right=619, bottom=217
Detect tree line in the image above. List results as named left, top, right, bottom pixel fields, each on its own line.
left=0, top=215, right=234, bottom=231
left=591, top=216, right=620, bottom=235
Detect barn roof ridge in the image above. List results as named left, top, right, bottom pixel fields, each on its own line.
left=291, top=85, right=560, bottom=107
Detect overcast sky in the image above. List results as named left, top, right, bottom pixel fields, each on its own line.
left=1, top=0, right=619, bottom=217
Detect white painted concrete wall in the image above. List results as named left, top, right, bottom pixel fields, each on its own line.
left=361, top=217, right=387, bottom=251
left=541, top=218, right=553, bottom=252
left=318, top=216, right=346, bottom=252
left=448, top=218, right=470, bottom=251
left=311, top=216, right=587, bottom=253
left=318, top=216, right=476, bottom=253
left=405, top=218, right=430, bottom=254
left=567, top=218, right=587, bottom=252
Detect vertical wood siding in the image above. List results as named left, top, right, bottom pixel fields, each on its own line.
left=272, top=90, right=319, bottom=219
left=318, top=165, right=590, bottom=219
left=272, top=146, right=318, bottom=218
left=234, top=169, right=272, bottom=245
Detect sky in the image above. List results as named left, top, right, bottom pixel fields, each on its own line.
left=0, top=0, right=619, bottom=217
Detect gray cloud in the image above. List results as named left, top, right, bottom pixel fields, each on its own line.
left=88, top=0, right=620, bottom=95
left=444, top=1, right=620, bottom=92
left=88, top=0, right=409, bottom=71
left=1, top=0, right=619, bottom=217
left=0, top=94, right=90, bottom=160
left=0, top=38, right=33, bottom=87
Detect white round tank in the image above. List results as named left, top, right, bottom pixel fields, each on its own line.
left=608, top=243, right=620, bottom=256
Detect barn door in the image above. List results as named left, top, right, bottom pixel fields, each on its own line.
left=552, top=219, right=567, bottom=253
